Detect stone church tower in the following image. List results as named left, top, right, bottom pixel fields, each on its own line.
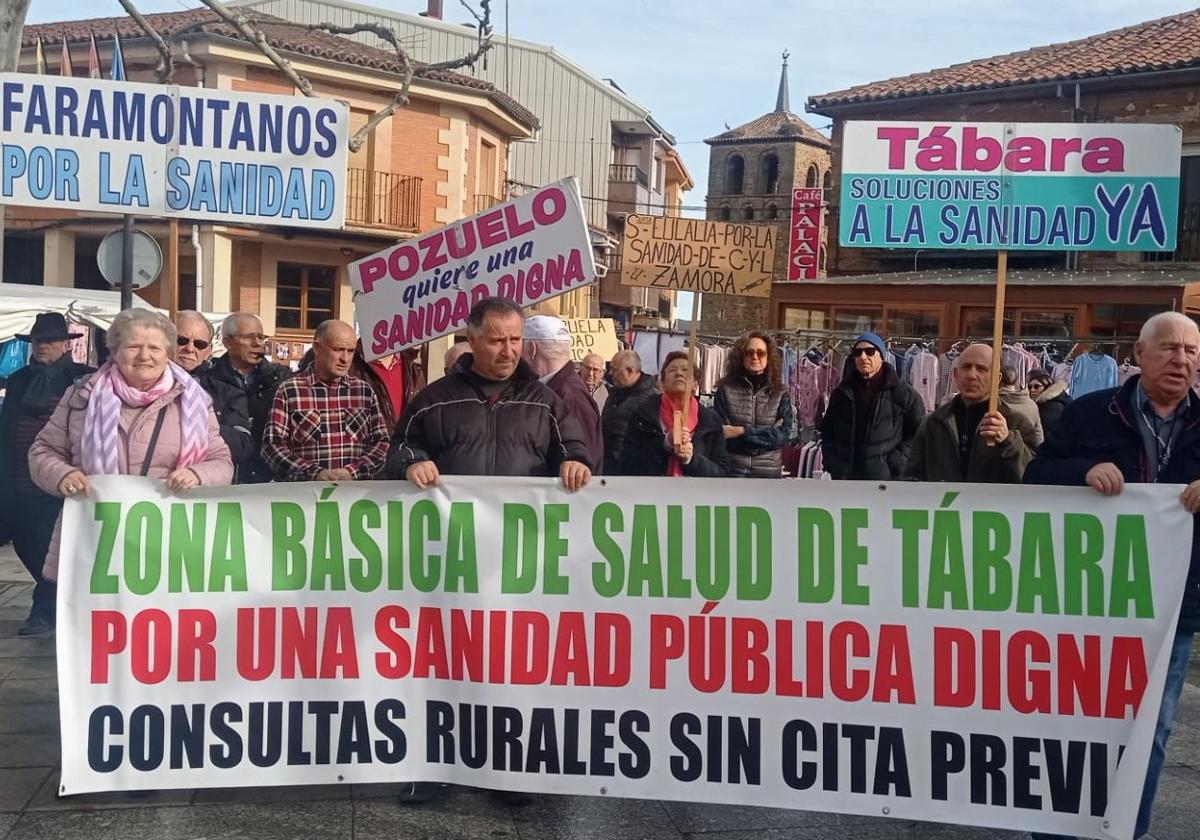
left=700, top=53, right=832, bottom=334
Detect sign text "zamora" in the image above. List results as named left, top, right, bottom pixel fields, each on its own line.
left=877, top=126, right=1126, bottom=173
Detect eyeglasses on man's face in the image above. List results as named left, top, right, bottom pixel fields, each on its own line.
left=177, top=336, right=210, bottom=351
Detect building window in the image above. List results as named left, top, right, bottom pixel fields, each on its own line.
left=726, top=154, right=745, bottom=195
left=743, top=205, right=755, bottom=220
left=822, top=169, right=832, bottom=191
left=782, top=305, right=829, bottom=330
left=718, top=206, right=731, bottom=221
left=887, top=308, right=940, bottom=337
left=760, top=153, right=780, bottom=194
left=276, top=263, right=336, bottom=332
left=765, top=204, right=779, bottom=220
left=834, top=307, right=881, bottom=333
left=805, top=165, right=819, bottom=188
left=1145, top=156, right=1200, bottom=262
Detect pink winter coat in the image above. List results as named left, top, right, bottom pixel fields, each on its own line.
left=28, top=373, right=233, bottom=581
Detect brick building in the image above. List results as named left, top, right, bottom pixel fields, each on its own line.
left=794, top=9, right=1200, bottom=352
left=699, top=54, right=831, bottom=334
left=5, top=9, right=537, bottom=364
left=233, top=0, right=695, bottom=331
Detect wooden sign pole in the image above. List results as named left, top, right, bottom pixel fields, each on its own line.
left=987, top=249, right=1009, bottom=420
left=166, top=218, right=180, bottom=320
left=673, top=291, right=702, bottom=445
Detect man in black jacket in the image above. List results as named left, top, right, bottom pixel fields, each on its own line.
left=388, top=297, right=592, bottom=489
left=602, top=349, right=658, bottom=474
left=385, top=296, right=590, bottom=806
left=1026, top=312, right=1200, bottom=840
left=821, top=332, right=925, bottom=480
left=196, top=312, right=291, bottom=483
left=0, top=313, right=93, bottom=635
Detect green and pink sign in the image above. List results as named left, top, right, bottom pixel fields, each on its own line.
left=839, top=121, right=1182, bottom=251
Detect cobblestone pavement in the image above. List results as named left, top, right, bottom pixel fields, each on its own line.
left=2, top=549, right=1199, bottom=840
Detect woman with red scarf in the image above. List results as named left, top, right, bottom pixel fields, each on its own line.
left=617, top=350, right=730, bottom=477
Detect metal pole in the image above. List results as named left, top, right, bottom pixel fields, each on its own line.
left=120, top=214, right=133, bottom=310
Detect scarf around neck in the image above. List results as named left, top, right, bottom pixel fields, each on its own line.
left=81, top=360, right=211, bottom=476
left=21, top=353, right=77, bottom=414
left=659, top=392, right=700, bottom=477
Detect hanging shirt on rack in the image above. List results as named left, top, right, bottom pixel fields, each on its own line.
left=1070, top=352, right=1118, bottom=397
left=907, top=350, right=940, bottom=413
left=1118, top=363, right=1141, bottom=386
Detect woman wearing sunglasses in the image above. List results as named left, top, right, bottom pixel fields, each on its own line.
left=820, top=332, right=925, bottom=480
left=714, top=331, right=794, bottom=478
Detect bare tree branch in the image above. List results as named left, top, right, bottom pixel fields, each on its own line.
left=457, top=0, right=486, bottom=27
left=301, top=4, right=492, bottom=153
left=195, top=0, right=313, bottom=97
left=305, top=20, right=415, bottom=152
left=116, top=0, right=174, bottom=82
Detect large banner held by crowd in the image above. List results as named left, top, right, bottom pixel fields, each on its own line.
left=839, top=121, right=1181, bottom=251
left=0, top=74, right=349, bottom=227
left=348, top=179, right=596, bottom=360
left=58, top=477, right=1191, bottom=840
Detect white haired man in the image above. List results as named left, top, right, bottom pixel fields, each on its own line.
left=1027, top=312, right=1200, bottom=840
left=194, top=312, right=291, bottom=483
left=521, top=315, right=603, bottom=471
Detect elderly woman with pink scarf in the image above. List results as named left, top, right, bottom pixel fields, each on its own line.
left=29, top=308, right=232, bottom=581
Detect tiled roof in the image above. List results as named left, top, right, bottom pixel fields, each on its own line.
left=808, top=9, right=1200, bottom=110
left=706, top=110, right=830, bottom=147
left=23, top=8, right=539, bottom=130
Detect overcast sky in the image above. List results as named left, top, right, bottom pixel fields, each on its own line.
left=29, top=0, right=1200, bottom=204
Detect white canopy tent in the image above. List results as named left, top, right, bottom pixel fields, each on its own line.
left=0, top=285, right=155, bottom=344
left=0, top=285, right=228, bottom=354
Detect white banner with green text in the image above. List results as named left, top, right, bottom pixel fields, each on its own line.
left=56, top=477, right=1193, bottom=839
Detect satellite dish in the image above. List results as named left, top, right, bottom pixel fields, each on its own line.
left=97, top=228, right=163, bottom=291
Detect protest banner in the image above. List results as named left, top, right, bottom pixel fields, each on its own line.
left=348, top=178, right=596, bottom=360
left=838, top=120, right=1182, bottom=417
left=839, top=121, right=1181, bottom=251
left=563, top=317, right=619, bottom=362
left=620, top=214, right=776, bottom=297
left=0, top=74, right=349, bottom=228
left=58, top=476, right=1189, bottom=840
left=786, top=187, right=823, bottom=281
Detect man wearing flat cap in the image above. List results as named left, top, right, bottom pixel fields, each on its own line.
left=0, top=313, right=94, bottom=635
left=522, top=314, right=604, bottom=471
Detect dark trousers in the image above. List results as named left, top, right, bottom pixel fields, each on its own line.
left=8, top=491, right=62, bottom=622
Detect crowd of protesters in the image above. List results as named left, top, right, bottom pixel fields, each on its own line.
left=1, top=298, right=1199, bottom=837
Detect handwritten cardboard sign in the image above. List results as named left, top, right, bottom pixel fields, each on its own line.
left=620, top=215, right=775, bottom=297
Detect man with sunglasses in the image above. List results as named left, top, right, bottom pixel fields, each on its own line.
left=195, top=312, right=292, bottom=484
left=174, top=310, right=214, bottom=373
left=821, top=332, right=925, bottom=480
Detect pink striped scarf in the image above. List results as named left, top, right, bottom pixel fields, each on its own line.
left=82, top=361, right=212, bottom=476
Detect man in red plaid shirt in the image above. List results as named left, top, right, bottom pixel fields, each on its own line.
left=262, top=320, right=389, bottom=481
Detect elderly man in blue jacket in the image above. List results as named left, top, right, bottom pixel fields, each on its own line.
left=1026, top=311, right=1200, bottom=840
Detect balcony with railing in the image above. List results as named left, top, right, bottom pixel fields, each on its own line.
left=345, top=168, right=421, bottom=231
left=608, top=164, right=665, bottom=217
left=473, top=194, right=503, bottom=214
